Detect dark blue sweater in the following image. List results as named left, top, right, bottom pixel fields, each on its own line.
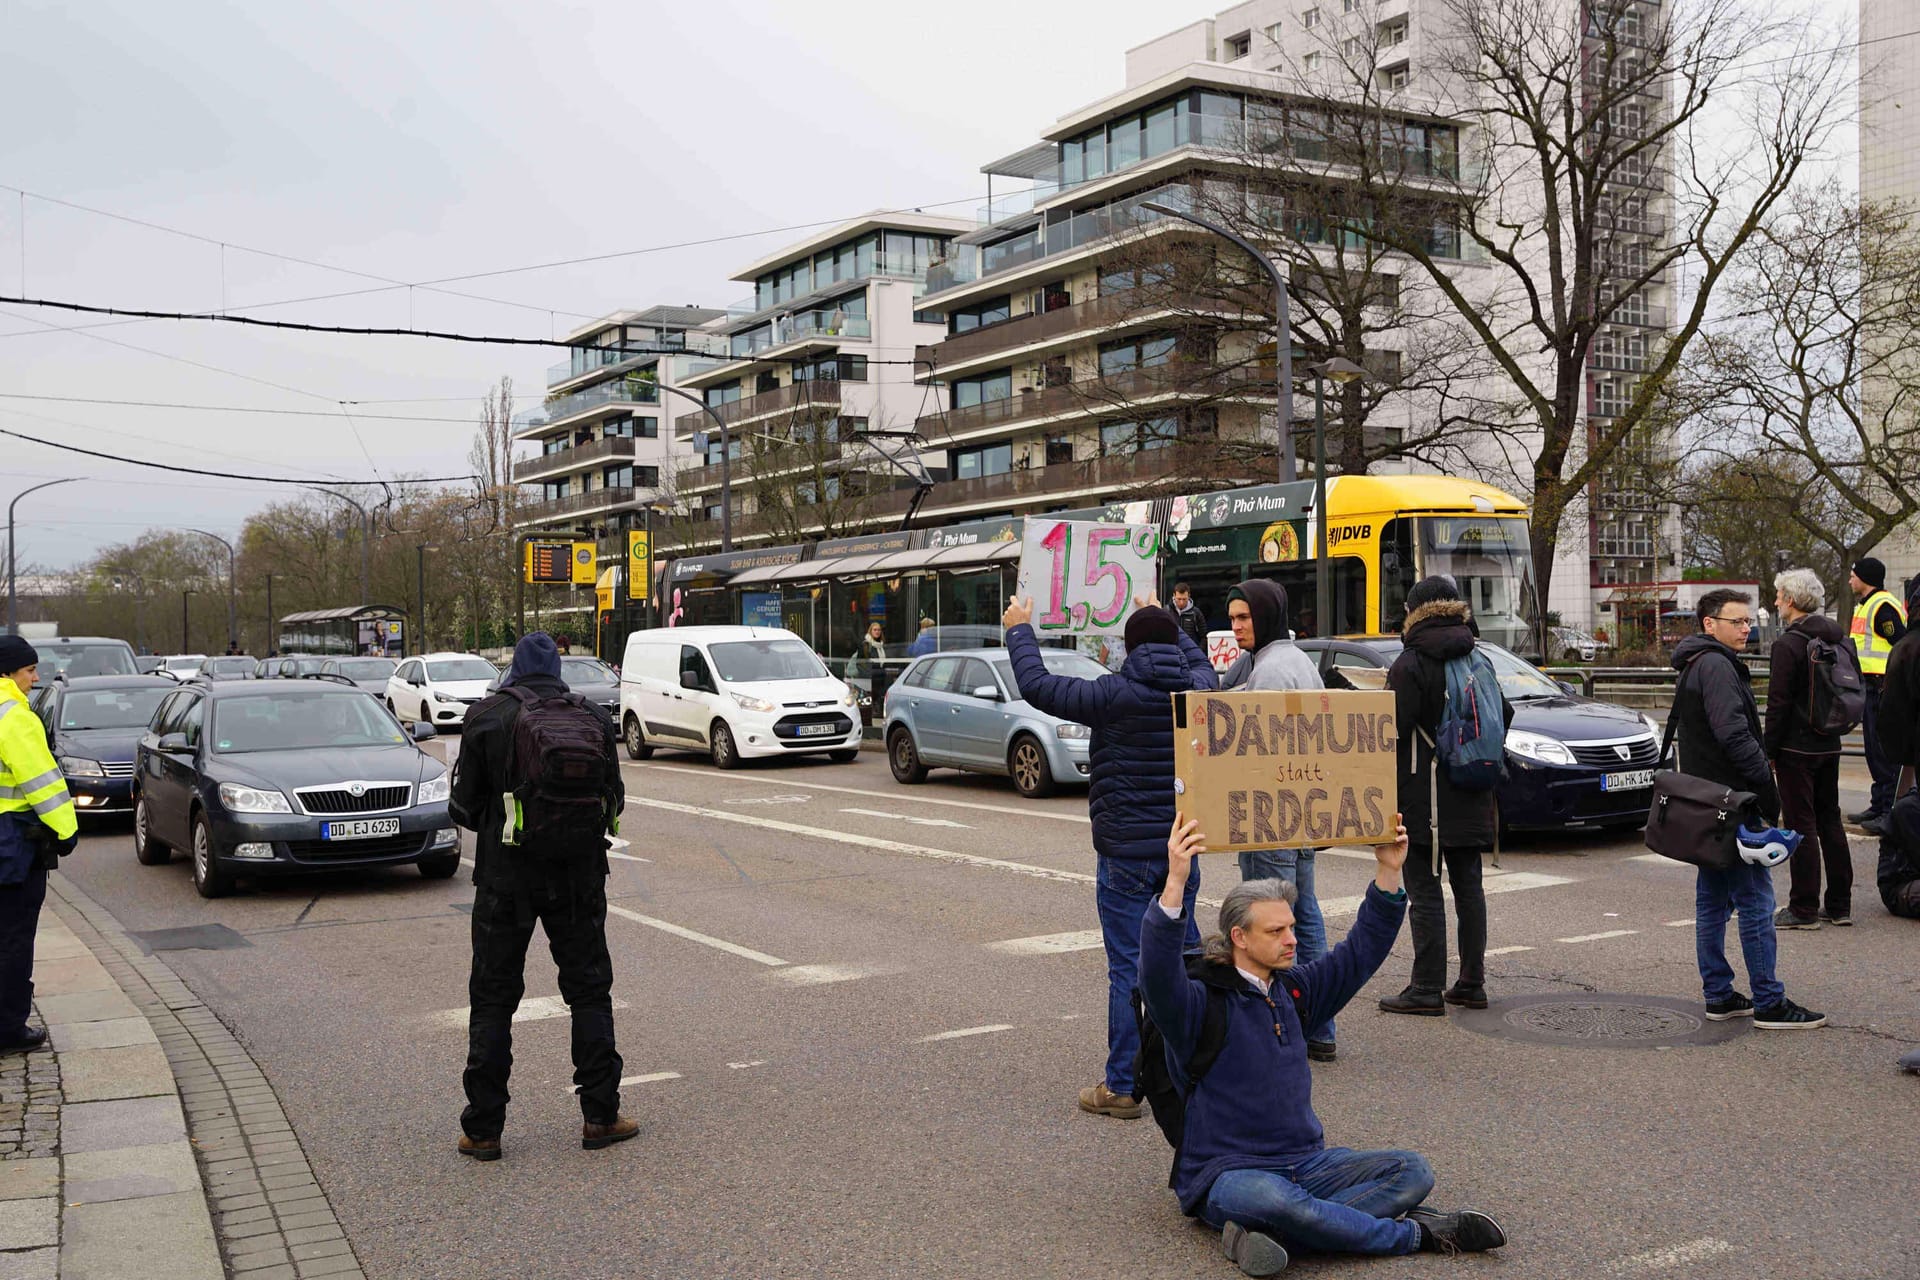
left=1006, top=623, right=1217, bottom=863
left=1139, top=883, right=1408, bottom=1215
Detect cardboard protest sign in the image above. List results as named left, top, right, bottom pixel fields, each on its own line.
left=1172, top=689, right=1398, bottom=851
left=1014, top=518, right=1159, bottom=637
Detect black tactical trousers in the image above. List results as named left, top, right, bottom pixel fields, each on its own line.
left=460, top=873, right=622, bottom=1139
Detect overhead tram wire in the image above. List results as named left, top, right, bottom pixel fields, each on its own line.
left=0, top=424, right=477, bottom=487
left=0, top=393, right=519, bottom=424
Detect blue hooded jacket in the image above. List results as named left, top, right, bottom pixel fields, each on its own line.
left=500, top=632, right=562, bottom=689
left=1005, top=623, right=1216, bottom=863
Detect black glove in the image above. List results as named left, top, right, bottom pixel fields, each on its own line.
left=39, top=825, right=79, bottom=860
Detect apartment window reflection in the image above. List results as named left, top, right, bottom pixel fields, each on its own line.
left=1044, top=434, right=1074, bottom=466
left=603, top=464, right=634, bottom=489
left=953, top=369, right=1014, bottom=408
left=1099, top=417, right=1179, bottom=456
left=1098, top=334, right=1177, bottom=376
left=951, top=296, right=1012, bottom=334
left=952, top=443, right=1013, bottom=480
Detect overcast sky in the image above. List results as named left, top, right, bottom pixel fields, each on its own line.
left=0, top=0, right=1186, bottom=568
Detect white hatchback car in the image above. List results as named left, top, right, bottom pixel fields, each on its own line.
left=385, top=653, right=501, bottom=727
left=619, top=625, right=860, bottom=768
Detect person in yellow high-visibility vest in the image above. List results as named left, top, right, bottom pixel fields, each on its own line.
left=0, top=635, right=79, bottom=1054
left=1848, top=558, right=1910, bottom=836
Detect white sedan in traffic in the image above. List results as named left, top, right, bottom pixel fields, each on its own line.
left=385, top=653, right=501, bottom=727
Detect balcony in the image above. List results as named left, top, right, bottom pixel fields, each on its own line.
left=513, top=436, right=636, bottom=484
left=673, top=380, right=845, bottom=436
left=517, top=486, right=639, bottom=526
left=867, top=443, right=1223, bottom=520
left=919, top=288, right=1204, bottom=372
left=675, top=439, right=868, bottom=495
left=914, top=363, right=1272, bottom=441
left=730, top=310, right=872, bottom=358
left=545, top=333, right=729, bottom=388
left=511, top=382, right=660, bottom=438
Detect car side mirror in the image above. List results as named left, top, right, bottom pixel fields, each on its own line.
left=157, top=732, right=191, bottom=754
left=970, top=685, right=1003, bottom=701
left=1557, top=680, right=1579, bottom=696
left=410, top=721, right=437, bottom=741
left=679, top=670, right=702, bottom=691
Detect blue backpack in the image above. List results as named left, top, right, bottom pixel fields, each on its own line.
left=1432, top=650, right=1507, bottom=791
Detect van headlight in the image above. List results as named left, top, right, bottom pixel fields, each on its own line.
left=730, top=692, right=776, bottom=713
left=59, top=756, right=105, bottom=777
left=1505, top=730, right=1576, bottom=767
left=217, top=782, right=292, bottom=813
left=418, top=775, right=451, bottom=805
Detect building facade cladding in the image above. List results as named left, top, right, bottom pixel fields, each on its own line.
left=1859, top=1, right=1920, bottom=593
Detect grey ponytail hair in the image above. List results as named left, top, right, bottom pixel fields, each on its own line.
left=1202, top=877, right=1299, bottom=964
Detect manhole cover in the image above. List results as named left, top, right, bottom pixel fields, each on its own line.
left=129, top=924, right=253, bottom=953
left=1451, top=994, right=1746, bottom=1049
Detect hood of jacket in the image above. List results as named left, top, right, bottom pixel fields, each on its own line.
left=1786, top=612, right=1848, bottom=644
left=1402, top=598, right=1475, bottom=660
left=1229, top=579, right=1288, bottom=653
left=1672, top=631, right=1747, bottom=679
left=1121, top=640, right=1198, bottom=691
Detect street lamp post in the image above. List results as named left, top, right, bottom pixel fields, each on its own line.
left=415, top=543, right=436, bottom=655
left=1140, top=201, right=1296, bottom=483
left=652, top=382, right=736, bottom=551
left=309, top=489, right=372, bottom=603
left=1308, top=358, right=1371, bottom=636
left=189, top=529, right=237, bottom=651
left=264, top=573, right=275, bottom=655
left=7, top=477, right=77, bottom=635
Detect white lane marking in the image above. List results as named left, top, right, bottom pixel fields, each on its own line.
left=605, top=903, right=790, bottom=967
left=725, top=795, right=814, bottom=806
left=1605, top=1237, right=1735, bottom=1273
left=987, top=929, right=1106, bottom=956
left=1556, top=929, right=1639, bottom=944
left=916, top=1024, right=1016, bottom=1043
left=622, top=795, right=1099, bottom=886
left=608, top=851, right=652, bottom=863
left=433, top=994, right=629, bottom=1027
left=620, top=1072, right=680, bottom=1086
left=839, top=806, right=971, bottom=829
left=765, top=962, right=901, bottom=986
left=1484, top=945, right=1535, bottom=956
left=1664, top=918, right=1695, bottom=927
left=1626, top=853, right=1677, bottom=864
left=630, top=761, right=1092, bottom=825
left=1318, top=870, right=1576, bottom=918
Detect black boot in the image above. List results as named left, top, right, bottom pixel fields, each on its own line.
left=1409, top=1207, right=1507, bottom=1253
left=1378, top=987, right=1445, bottom=1016
left=1444, top=983, right=1488, bottom=1009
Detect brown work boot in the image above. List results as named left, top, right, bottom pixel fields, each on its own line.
left=581, top=1115, right=640, bottom=1150
left=1077, top=1082, right=1141, bottom=1119
left=457, top=1134, right=501, bottom=1162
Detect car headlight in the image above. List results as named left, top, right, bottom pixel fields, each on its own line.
left=1056, top=723, right=1091, bottom=741
left=217, top=782, right=292, bottom=813
left=841, top=684, right=858, bottom=707
left=417, top=775, right=451, bottom=805
left=1505, top=730, right=1577, bottom=767
left=1639, top=713, right=1661, bottom=737
left=730, top=692, right=776, bottom=713
left=59, top=756, right=104, bottom=778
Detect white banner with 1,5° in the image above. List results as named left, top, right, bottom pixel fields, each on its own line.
left=1014, top=518, right=1159, bottom=637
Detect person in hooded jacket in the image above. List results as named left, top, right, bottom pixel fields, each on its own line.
left=1378, top=577, right=1512, bottom=1017
left=1764, top=568, right=1856, bottom=928
left=449, top=632, right=635, bottom=1160
left=1222, top=578, right=1339, bottom=1060
left=1004, top=594, right=1217, bottom=1118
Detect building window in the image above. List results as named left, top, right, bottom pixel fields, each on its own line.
left=1380, top=20, right=1408, bottom=46
left=1302, top=50, right=1322, bottom=71
left=1099, top=417, right=1179, bottom=456
left=1302, top=7, right=1319, bottom=29
left=542, top=437, right=567, bottom=456
left=1266, top=22, right=1284, bottom=41
left=791, top=354, right=868, bottom=383
left=1342, top=0, right=1357, bottom=11
left=1344, top=36, right=1365, bottom=57
left=543, top=479, right=570, bottom=500
left=603, top=464, right=634, bottom=489
left=953, top=369, right=1014, bottom=409
left=1383, top=66, right=1411, bottom=91
left=1098, top=334, right=1177, bottom=377
left=951, top=296, right=1012, bottom=334
left=1224, top=31, right=1251, bottom=60
left=1045, top=434, right=1074, bottom=465
left=952, top=443, right=1013, bottom=481
left=637, top=465, right=660, bottom=488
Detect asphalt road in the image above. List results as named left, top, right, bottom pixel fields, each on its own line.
left=54, top=743, right=1920, bottom=1280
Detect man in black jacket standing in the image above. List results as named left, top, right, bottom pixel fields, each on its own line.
left=449, top=632, right=634, bottom=1160
left=1378, top=577, right=1511, bottom=1017
left=1670, top=589, right=1824, bottom=1029
left=1764, top=568, right=1856, bottom=928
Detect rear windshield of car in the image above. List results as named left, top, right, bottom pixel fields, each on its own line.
left=427, top=659, right=497, bottom=682
left=39, top=643, right=139, bottom=677
left=164, top=657, right=204, bottom=672
left=561, top=658, right=615, bottom=684
left=58, top=688, right=171, bottom=731
left=708, top=639, right=828, bottom=683
left=210, top=692, right=405, bottom=753
left=994, top=651, right=1109, bottom=695
left=205, top=658, right=255, bottom=675
left=335, top=659, right=396, bottom=680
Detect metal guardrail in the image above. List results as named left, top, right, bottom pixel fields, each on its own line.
left=1539, top=662, right=1867, bottom=757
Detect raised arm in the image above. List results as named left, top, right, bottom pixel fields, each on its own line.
left=1176, top=627, right=1220, bottom=691
left=1138, top=815, right=1214, bottom=1066
left=1292, top=818, right=1409, bottom=1032
left=1003, top=598, right=1112, bottom=727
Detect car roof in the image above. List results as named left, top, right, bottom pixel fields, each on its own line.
left=199, top=678, right=373, bottom=697
left=41, top=637, right=136, bottom=647
left=54, top=675, right=176, bottom=691
left=628, top=626, right=796, bottom=643
left=907, top=647, right=1012, bottom=661
left=418, top=651, right=492, bottom=662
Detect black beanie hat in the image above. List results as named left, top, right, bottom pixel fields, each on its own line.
left=1405, top=574, right=1461, bottom=611
left=0, top=635, right=38, bottom=676
left=1853, top=557, right=1887, bottom=591
left=1123, top=605, right=1181, bottom=650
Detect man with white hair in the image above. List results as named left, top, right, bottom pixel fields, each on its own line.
left=1766, top=568, right=1858, bottom=928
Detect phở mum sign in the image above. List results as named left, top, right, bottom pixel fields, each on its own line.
left=1172, top=689, right=1399, bottom=850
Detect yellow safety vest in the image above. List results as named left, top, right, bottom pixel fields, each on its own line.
left=1851, top=590, right=1907, bottom=677
left=0, top=676, right=76, bottom=839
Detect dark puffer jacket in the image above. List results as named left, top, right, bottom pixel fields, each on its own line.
left=1006, top=623, right=1216, bottom=862
left=1764, top=612, right=1852, bottom=759
left=1669, top=632, right=1778, bottom=821
left=1387, top=599, right=1513, bottom=850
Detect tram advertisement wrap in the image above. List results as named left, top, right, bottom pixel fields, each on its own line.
left=1171, top=689, right=1398, bottom=851
left=1014, top=518, right=1159, bottom=637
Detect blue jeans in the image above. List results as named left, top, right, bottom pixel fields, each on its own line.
left=1094, top=856, right=1198, bottom=1095
left=1694, top=863, right=1784, bottom=1009
left=1201, top=1148, right=1431, bottom=1256
left=1237, top=848, right=1333, bottom=1044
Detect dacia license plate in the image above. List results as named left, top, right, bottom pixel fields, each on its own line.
left=1601, top=769, right=1655, bottom=792
left=322, top=817, right=401, bottom=841
left=796, top=722, right=838, bottom=736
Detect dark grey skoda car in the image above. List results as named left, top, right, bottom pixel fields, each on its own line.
left=133, top=679, right=458, bottom=898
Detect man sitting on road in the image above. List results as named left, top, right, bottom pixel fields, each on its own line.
left=449, top=631, right=634, bottom=1160
left=1142, top=813, right=1506, bottom=1274
left=1003, top=594, right=1216, bottom=1119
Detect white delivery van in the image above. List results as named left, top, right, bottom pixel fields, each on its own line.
left=618, top=625, right=861, bottom=769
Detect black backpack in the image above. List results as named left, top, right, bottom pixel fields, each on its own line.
left=1805, top=637, right=1865, bottom=738
left=1132, top=958, right=1307, bottom=1186
left=500, top=685, right=615, bottom=854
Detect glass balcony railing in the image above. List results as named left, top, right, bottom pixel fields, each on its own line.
left=511, top=381, right=659, bottom=436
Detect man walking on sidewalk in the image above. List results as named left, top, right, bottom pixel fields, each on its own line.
left=1764, top=568, right=1857, bottom=928
left=0, top=636, right=78, bottom=1054
left=1848, top=557, right=1907, bottom=836
left=449, top=632, right=634, bottom=1159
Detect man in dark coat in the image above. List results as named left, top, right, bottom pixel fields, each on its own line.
left=1764, top=568, right=1856, bottom=928
left=449, top=632, right=634, bottom=1159
left=1170, top=582, right=1209, bottom=648
left=1378, top=577, right=1511, bottom=1017
left=1003, top=594, right=1216, bottom=1118
left=1669, top=588, right=1824, bottom=1029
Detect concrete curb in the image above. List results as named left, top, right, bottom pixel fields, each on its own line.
left=44, top=873, right=366, bottom=1280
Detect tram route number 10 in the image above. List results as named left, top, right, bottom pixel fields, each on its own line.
left=1014, top=518, right=1160, bottom=636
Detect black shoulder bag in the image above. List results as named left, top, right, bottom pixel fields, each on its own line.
left=1643, top=658, right=1754, bottom=871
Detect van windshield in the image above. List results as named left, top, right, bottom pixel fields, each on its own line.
left=708, top=639, right=828, bottom=683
